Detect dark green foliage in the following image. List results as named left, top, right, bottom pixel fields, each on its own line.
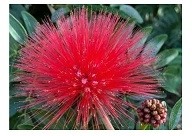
left=169, top=98, right=182, bottom=130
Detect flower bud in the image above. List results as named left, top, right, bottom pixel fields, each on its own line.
left=137, top=99, right=167, bottom=128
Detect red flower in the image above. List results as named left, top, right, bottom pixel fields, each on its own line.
left=16, top=8, right=161, bottom=129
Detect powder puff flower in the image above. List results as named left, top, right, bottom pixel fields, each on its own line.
left=16, top=8, right=162, bottom=130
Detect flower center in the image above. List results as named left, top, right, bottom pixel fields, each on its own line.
left=81, top=78, right=88, bottom=84
left=73, top=68, right=102, bottom=94
left=84, top=87, right=91, bottom=92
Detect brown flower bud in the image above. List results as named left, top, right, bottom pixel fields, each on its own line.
left=144, top=108, right=150, bottom=113
left=150, top=104, right=156, bottom=110
left=145, top=114, right=151, bottom=119
left=138, top=112, right=144, bottom=116
left=157, top=103, right=162, bottom=108
left=137, top=108, right=142, bottom=113
left=158, top=120, right=164, bottom=124
left=140, top=117, right=144, bottom=121
left=155, top=115, right=161, bottom=121
left=162, top=118, right=166, bottom=123
left=153, top=124, right=160, bottom=128
left=151, top=119, right=156, bottom=124
left=152, top=111, right=158, bottom=115
left=158, top=109, right=164, bottom=114
left=146, top=101, right=152, bottom=107
left=152, top=99, right=157, bottom=104
left=137, top=99, right=167, bottom=128
left=144, top=118, right=150, bottom=123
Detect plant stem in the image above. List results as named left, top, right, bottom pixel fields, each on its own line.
left=140, top=123, right=149, bottom=130
left=97, top=105, right=114, bottom=130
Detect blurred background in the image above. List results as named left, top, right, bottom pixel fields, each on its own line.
left=9, top=4, right=182, bottom=130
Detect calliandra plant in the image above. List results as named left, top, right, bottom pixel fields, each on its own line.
left=15, top=8, right=162, bottom=130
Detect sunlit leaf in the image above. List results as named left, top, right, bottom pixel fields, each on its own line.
left=119, top=5, right=143, bottom=23
left=169, top=49, right=182, bottom=65
left=9, top=13, right=27, bottom=44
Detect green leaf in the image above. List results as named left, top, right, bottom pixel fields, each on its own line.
left=142, top=34, right=168, bottom=57
left=153, top=124, right=168, bottom=130
left=154, top=49, right=179, bottom=69
left=111, top=109, right=136, bottom=130
left=9, top=33, right=21, bottom=83
left=169, top=48, right=182, bottom=65
left=139, top=26, right=153, bottom=45
left=9, top=96, right=26, bottom=116
left=17, top=124, right=35, bottom=130
left=10, top=4, right=26, bottom=13
left=164, top=65, right=181, bottom=75
left=9, top=34, right=20, bottom=61
left=163, top=65, right=181, bottom=95
left=52, top=108, right=76, bottom=130
left=9, top=32, right=18, bottom=44
left=9, top=110, right=34, bottom=130
left=127, top=26, right=153, bottom=59
left=135, top=26, right=153, bottom=47
left=17, top=112, right=43, bottom=130
left=142, top=26, right=153, bottom=36
left=119, top=5, right=143, bottom=24
left=169, top=98, right=182, bottom=130
left=21, top=11, right=39, bottom=36
left=9, top=65, right=20, bottom=83
left=169, top=55, right=182, bottom=65
left=135, top=5, right=156, bottom=22
left=30, top=108, right=54, bottom=126
left=163, top=75, right=181, bottom=95
left=136, top=121, right=140, bottom=129
left=30, top=107, right=76, bottom=129
left=10, top=4, right=26, bottom=25
left=9, top=13, right=27, bottom=44
left=126, top=110, right=136, bottom=130
left=10, top=111, right=24, bottom=129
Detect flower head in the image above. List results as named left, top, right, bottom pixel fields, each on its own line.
left=16, top=8, right=161, bottom=129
